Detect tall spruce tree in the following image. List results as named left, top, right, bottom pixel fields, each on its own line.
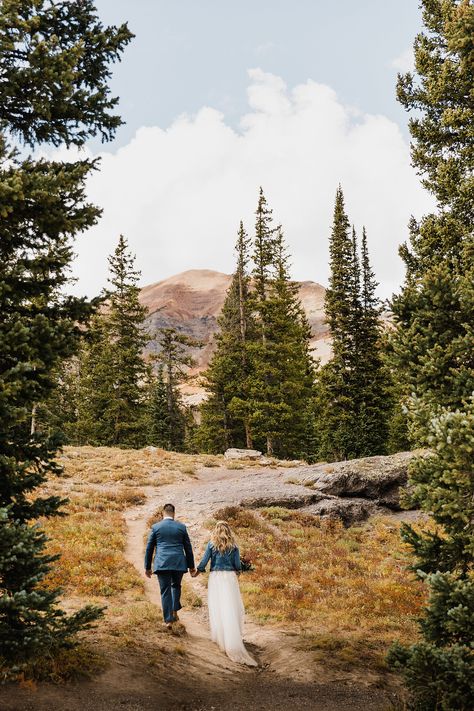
left=387, top=2, right=474, bottom=707
left=356, top=227, right=391, bottom=455
left=316, top=187, right=359, bottom=461
left=247, top=188, right=277, bottom=455
left=199, top=222, right=254, bottom=452
left=0, top=0, right=132, bottom=668
left=390, top=0, right=473, bottom=432
left=76, top=236, right=150, bottom=447
left=249, top=194, right=316, bottom=458
left=104, top=235, right=150, bottom=446
left=317, top=193, right=390, bottom=460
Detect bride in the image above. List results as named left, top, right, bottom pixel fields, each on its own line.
left=193, top=521, right=257, bottom=666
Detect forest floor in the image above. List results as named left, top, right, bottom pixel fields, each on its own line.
left=0, top=447, right=425, bottom=711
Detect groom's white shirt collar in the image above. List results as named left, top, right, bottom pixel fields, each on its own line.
left=163, top=515, right=174, bottom=520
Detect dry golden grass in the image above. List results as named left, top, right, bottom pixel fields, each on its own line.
left=44, top=510, right=143, bottom=598
left=67, top=487, right=147, bottom=512
left=212, top=505, right=426, bottom=675
left=60, top=445, right=205, bottom=486
left=26, top=445, right=203, bottom=681
left=197, top=455, right=222, bottom=467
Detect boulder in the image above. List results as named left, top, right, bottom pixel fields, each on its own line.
left=224, top=448, right=262, bottom=461
left=301, top=498, right=379, bottom=526
left=296, top=451, right=416, bottom=509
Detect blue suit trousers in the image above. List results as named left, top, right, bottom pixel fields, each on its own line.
left=156, top=570, right=184, bottom=623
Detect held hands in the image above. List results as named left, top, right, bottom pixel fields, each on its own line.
left=145, top=569, right=152, bottom=578
left=189, top=568, right=199, bottom=578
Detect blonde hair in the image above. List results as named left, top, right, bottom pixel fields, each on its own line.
left=210, top=521, right=237, bottom=554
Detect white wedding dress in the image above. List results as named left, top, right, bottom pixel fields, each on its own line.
left=207, top=571, right=257, bottom=666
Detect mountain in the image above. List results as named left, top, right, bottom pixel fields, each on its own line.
left=139, top=269, right=330, bottom=403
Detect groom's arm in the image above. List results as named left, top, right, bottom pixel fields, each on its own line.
left=182, top=525, right=195, bottom=571
left=144, top=527, right=156, bottom=574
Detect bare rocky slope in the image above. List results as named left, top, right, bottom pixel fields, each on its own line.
left=139, top=269, right=329, bottom=403
left=139, top=269, right=391, bottom=406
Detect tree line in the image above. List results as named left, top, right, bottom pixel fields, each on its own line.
left=198, top=186, right=392, bottom=460
left=39, top=184, right=394, bottom=463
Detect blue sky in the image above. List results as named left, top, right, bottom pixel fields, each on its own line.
left=62, top=1, right=432, bottom=299
left=94, top=0, right=421, bottom=149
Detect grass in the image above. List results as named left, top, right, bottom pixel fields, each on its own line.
left=19, top=445, right=205, bottom=682
left=211, top=505, right=426, bottom=678
left=44, top=509, right=143, bottom=598
left=59, top=445, right=207, bottom=486
left=19, top=445, right=426, bottom=687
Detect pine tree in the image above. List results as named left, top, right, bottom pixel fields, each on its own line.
left=75, top=314, right=116, bottom=445
left=76, top=237, right=150, bottom=447
left=35, top=357, right=81, bottom=443
left=387, top=2, right=474, bottom=706
left=317, top=193, right=390, bottom=461
left=199, top=222, right=254, bottom=452
left=104, top=235, right=150, bottom=446
left=316, top=188, right=359, bottom=461
left=147, top=367, right=172, bottom=449
left=356, top=227, right=391, bottom=455
left=154, top=328, right=200, bottom=452
left=0, top=0, right=132, bottom=668
left=388, top=399, right=474, bottom=709
left=390, top=0, right=474, bottom=433
left=249, top=203, right=316, bottom=458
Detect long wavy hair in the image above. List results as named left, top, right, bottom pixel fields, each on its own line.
left=210, top=521, right=237, bottom=554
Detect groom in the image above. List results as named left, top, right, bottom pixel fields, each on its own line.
left=144, top=503, right=196, bottom=628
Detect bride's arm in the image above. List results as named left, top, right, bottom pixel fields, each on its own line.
left=234, top=546, right=242, bottom=573
left=196, top=541, right=212, bottom=573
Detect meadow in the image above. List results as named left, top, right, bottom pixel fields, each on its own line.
left=209, top=505, right=426, bottom=681
left=22, top=445, right=198, bottom=682
left=15, top=446, right=426, bottom=689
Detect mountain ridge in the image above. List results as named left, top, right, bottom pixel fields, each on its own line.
left=139, top=270, right=331, bottom=400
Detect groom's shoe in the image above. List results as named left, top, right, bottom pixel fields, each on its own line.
left=172, top=611, right=179, bottom=622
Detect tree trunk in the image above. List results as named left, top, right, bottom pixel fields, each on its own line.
left=266, top=436, right=273, bottom=456
left=245, top=420, right=253, bottom=449
left=30, top=404, right=37, bottom=436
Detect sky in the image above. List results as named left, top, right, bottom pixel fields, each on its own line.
left=57, top=0, right=434, bottom=300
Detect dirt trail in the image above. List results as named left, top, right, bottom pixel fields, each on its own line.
left=121, top=465, right=397, bottom=708
left=1, top=465, right=398, bottom=711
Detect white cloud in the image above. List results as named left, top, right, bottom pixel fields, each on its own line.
left=51, top=68, right=432, bottom=300
left=390, top=48, right=415, bottom=73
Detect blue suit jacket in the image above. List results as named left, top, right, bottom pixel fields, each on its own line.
left=144, top=518, right=195, bottom=573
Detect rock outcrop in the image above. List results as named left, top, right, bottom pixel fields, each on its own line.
left=296, top=451, right=415, bottom=510
left=203, top=451, right=418, bottom=527
left=224, top=448, right=263, bottom=461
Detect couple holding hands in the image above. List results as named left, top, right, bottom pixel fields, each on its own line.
left=144, top=503, right=257, bottom=666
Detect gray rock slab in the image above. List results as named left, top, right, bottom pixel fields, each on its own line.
left=289, top=451, right=417, bottom=509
